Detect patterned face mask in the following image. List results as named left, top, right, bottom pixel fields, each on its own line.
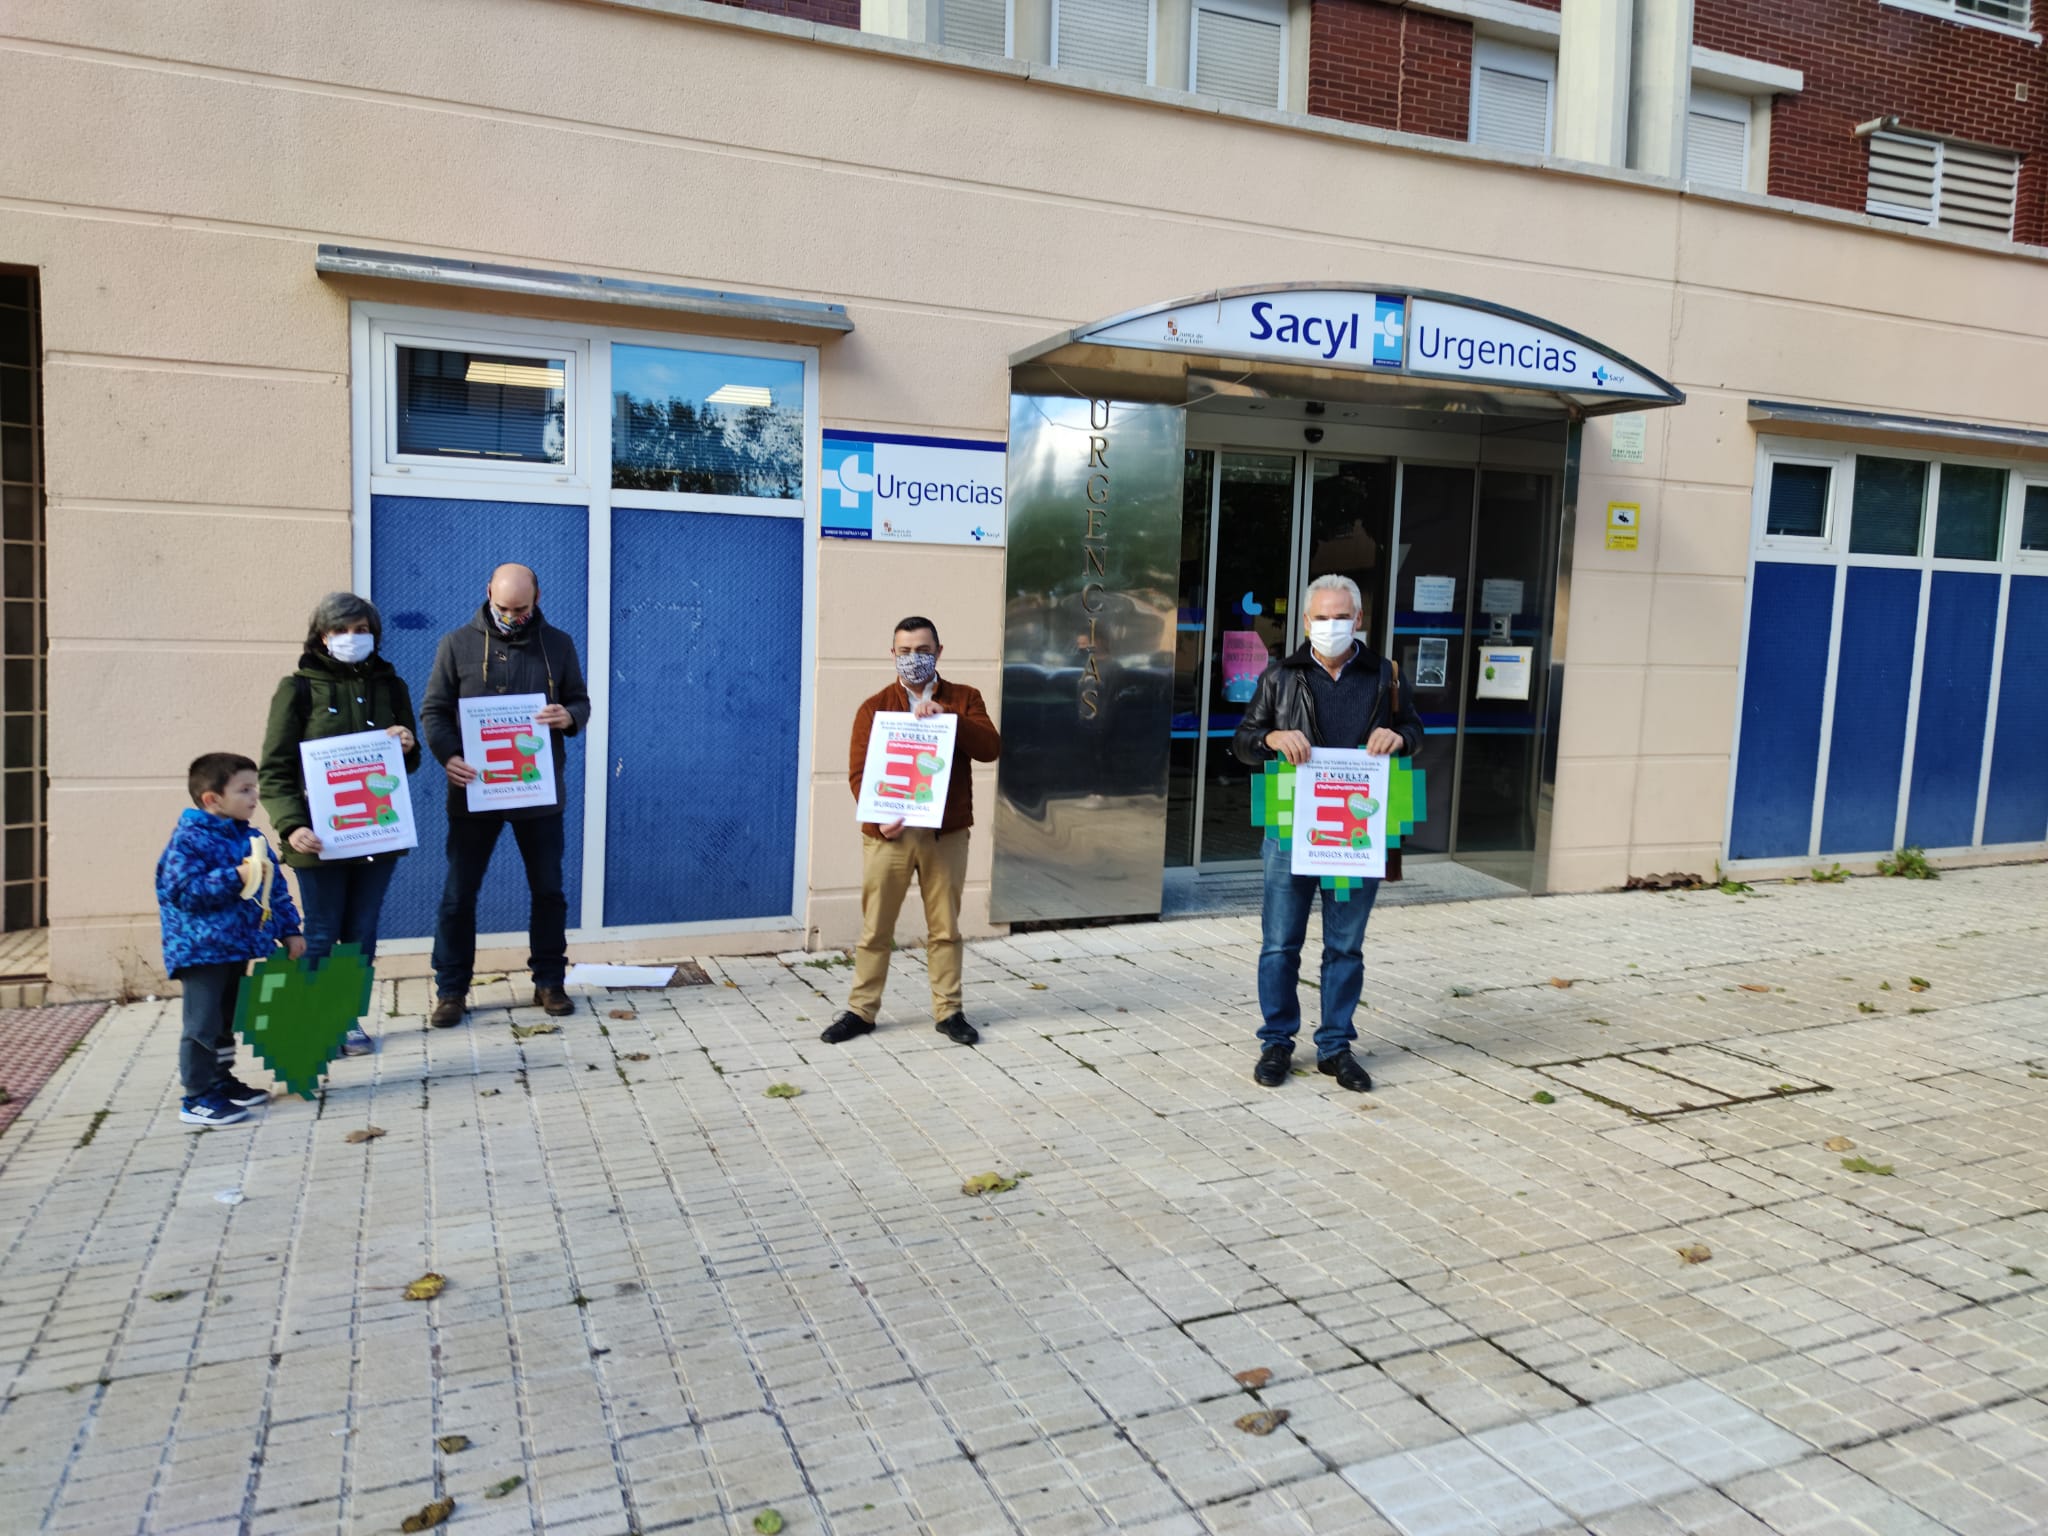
left=894, top=652, right=938, bottom=688
left=490, top=605, right=536, bottom=635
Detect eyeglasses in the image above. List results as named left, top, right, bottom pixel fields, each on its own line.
left=891, top=647, right=938, bottom=657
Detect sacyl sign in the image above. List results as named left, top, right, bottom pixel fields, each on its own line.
left=1087, top=292, right=1405, bottom=370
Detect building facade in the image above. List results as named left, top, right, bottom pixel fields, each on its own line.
left=2, top=0, right=2044, bottom=997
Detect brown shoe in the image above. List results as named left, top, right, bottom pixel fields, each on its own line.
left=534, top=985, right=575, bottom=1017
left=429, top=994, right=465, bottom=1029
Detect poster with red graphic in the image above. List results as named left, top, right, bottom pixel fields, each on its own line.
left=457, top=693, right=557, bottom=813
left=1290, top=748, right=1390, bottom=880
left=298, top=729, right=418, bottom=859
left=856, top=712, right=958, bottom=830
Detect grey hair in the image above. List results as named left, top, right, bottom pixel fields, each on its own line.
left=304, top=590, right=383, bottom=652
left=1305, top=573, right=1363, bottom=616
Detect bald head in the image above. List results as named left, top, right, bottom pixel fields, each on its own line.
left=487, top=564, right=539, bottom=630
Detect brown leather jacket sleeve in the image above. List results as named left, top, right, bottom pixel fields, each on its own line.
left=849, top=692, right=882, bottom=801
left=951, top=684, right=1002, bottom=762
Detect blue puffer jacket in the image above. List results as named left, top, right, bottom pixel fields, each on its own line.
left=156, top=809, right=302, bottom=975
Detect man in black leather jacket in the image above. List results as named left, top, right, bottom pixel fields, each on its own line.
left=1232, top=574, right=1425, bottom=1093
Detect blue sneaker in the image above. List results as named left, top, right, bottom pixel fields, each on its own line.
left=179, top=1089, right=251, bottom=1127
left=218, top=1074, right=271, bottom=1107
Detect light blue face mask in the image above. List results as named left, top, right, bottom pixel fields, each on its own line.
left=895, top=652, right=938, bottom=688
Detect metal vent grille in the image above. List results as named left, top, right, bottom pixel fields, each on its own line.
left=1867, top=130, right=2018, bottom=237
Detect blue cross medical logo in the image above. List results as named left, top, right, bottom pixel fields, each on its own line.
left=1372, top=297, right=1405, bottom=369
left=820, top=437, right=876, bottom=539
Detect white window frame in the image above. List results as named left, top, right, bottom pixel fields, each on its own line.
left=374, top=324, right=587, bottom=488
left=1879, top=0, right=2039, bottom=43
left=353, top=303, right=821, bottom=944
left=933, top=0, right=1013, bottom=57
left=1050, top=0, right=1157, bottom=84
left=1188, top=0, right=1288, bottom=108
left=1468, top=38, right=1557, bottom=157
left=1684, top=84, right=1752, bottom=189
left=1754, top=451, right=1840, bottom=550
left=2018, top=477, right=2048, bottom=565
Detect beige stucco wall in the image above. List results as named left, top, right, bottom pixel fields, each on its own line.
left=3, top=0, right=2045, bottom=995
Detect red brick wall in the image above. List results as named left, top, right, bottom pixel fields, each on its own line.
left=711, top=0, right=861, bottom=29
left=1307, top=0, right=1474, bottom=140
left=1694, top=0, right=2048, bottom=245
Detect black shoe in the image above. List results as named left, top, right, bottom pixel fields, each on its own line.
left=533, top=985, right=575, bottom=1018
left=819, top=1011, right=875, bottom=1044
left=934, top=1013, right=979, bottom=1047
left=1318, top=1051, right=1373, bottom=1092
left=1253, top=1044, right=1293, bottom=1088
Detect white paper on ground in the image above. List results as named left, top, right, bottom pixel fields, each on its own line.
left=564, top=963, right=677, bottom=989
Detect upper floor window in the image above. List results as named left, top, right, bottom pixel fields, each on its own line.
left=1053, top=0, right=1153, bottom=83
left=1190, top=0, right=1286, bottom=109
left=1887, top=0, right=2033, bottom=28
left=1685, top=87, right=1750, bottom=189
left=1469, top=40, right=1554, bottom=157
left=1866, top=129, right=2021, bottom=237
left=939, top=0, right=1010, bottom=56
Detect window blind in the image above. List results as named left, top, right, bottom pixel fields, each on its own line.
left=1193, top=8, right=1283, bottom=107
left=942, top=0, right=1007, bottom=54
left=1055, top=0, right=1149, bottom=81
left=1685, top=109, right=1748, bottom=188
left=1472, top=66, right=1550, bottom=155
left=1956, top=0, right=2028, bottom=26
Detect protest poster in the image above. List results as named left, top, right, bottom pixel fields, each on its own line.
left=457, top=693, right=557, bottom=813
left=1290, top=748, right=1391, bottom=880
left=856, top=712, right=959, bottom=829
left=299, top=729, right=418, bottom=859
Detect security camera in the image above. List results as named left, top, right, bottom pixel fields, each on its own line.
left=1304, top=426, right=1325, bottom=444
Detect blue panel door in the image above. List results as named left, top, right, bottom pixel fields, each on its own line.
left=370, top=496, right=590, bottom=941
left=1819, top=567, right=1920, bottom=855
left=1983, top=574, right=2048, bottom=845
left=605, top=508, right=803, bottom=925
left=1904, top=570, right=1999, bottom=851
left=1730, top=562, right=1837, bottom=860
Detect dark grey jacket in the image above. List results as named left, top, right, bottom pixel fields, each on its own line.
left=420, top=605, right=591, bottom=820
left=1231, top=641, right=1426, bottom=766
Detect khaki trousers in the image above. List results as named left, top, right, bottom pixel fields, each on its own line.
left=847, top=828, right=969, bottom=1024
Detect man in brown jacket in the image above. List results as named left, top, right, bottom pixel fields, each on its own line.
left=825, top=616, right=1002, bottom=1047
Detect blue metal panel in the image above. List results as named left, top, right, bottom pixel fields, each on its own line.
left=1729, top=562, right=1837, bottom=860
left=1983, top=574, right=2048, bottom=845
left=370, top=496, right=589, bottom=941
left=1819, top=567, right=1921, bottom=855
left=1905, top=570, right=1999, bottom=850
left=604, top=509, right=802, bottom=925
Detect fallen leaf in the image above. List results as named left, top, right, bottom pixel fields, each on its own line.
left=608, top=1009, right=636, bottom=1021
left=510, top=1022, right=560, bottom=1039
left=1234, top=1409, right=1290, bottom=1436
left=1234, top=1367, right=1273, bottom=1388
left=1531, top=1090, right=1556, bottom=1105
left=753, top=1512, right=785, bottom=1535
left=1676, top=1244, right=1712, bottom=1265
left=1548, top=977, right=1574, bottom=989
left=1824, top=1135, right=1855, bottom=1152
left=1029, top=983, right=1049, bottom=990
left=479, top=1088, right=501, bottom=1097
left=1857, top=1002, right=1878, bottom=1014
left=961, top=1172, right=1019, bottom=1196
left=764, top=1083, right=802, bottom=1099
left=485, top=1476, right=523, bottom=1500
left=147, top=1290, right=187, bottom=1303
left=344, top=1126, right=387, bottom=1144
left=435, top=1434, right=470, bottom=1453
left=1909, top=976, right=1930, bottom=991
left=722, top=979, right=738, bottom=989
left=1841, top=1155, right=1895, bottom=1176
left=400, top=1497, right=455, bottom=1532
left=1738, top=983, right=1771, bottom=993
left=622, top=1052, right=650, bottom=1062
left=402, top=1273, right=447, bottom=1302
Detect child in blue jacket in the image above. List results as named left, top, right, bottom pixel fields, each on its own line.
left=156, top=752, right=305, bottom=1126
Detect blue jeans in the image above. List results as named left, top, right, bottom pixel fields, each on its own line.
left=1257, top=836, right=1381, bottom=1059
left=431, top=814, right=567, bottom=996
left=296, top=857, right=400, bottom=966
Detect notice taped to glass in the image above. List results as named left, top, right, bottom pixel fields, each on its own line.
left=458, top=694, right=556, bottom=813
left=1290, top=749, right=1390, bottom=880
left=857, top=712, right=959, bottom=829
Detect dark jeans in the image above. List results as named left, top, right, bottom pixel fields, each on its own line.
left=296, top=857, right=400, bottom=966
left=431, top=813, right=567, bottom=996
left=1256, top=836, right=1382, bottom=1059
left=176, top=960, right=244, bottom=1097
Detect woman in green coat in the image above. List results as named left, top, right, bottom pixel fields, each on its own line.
left=258, top=592, right=422, bottom=1056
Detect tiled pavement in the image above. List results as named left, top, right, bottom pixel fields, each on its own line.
left=2, top=867, right=2046, bottom=1535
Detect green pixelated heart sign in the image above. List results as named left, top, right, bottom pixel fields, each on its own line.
left=1251, top=757, right=1426, bottom=901
left=233, top=943, right=375, bottom=1099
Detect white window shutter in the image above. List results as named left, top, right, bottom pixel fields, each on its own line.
left=1866, top=132, right=1938, bottom=224
left=1055, top=0, right=1149, bottom=81
left=1685, top=109, right=1747, bottom=188
left=941, top=0, right=1007, bottom=55
left=1193, top=8, right=1283, bottom=108
left=1472, top=66, right=1550, bottom=155
left=1938, top=141, right=2019, bottom=236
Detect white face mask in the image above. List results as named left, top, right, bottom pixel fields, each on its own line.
left=325, top=632, right=374, bottom=664
left=1307, top=617, right=1355, bottom=657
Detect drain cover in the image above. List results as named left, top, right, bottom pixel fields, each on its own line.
left=1534, top=1045, right=1827, bottom=1118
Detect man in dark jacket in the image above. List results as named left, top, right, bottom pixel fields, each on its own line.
left=824, top=616, right=1002, bottom=1048
left=1232, top=574, right=1424, bottom=1093
left=419, top=563, right=591, bottom=1026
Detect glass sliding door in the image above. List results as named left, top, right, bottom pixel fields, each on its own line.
left=1303, top=457, right=1395, bottom=654
left=1390, top=464, right=1476, bottom=855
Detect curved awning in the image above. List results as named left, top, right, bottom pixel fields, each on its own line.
left=1013, top=285, right=1683, bottom=419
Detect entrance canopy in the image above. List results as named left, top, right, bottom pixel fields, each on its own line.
left=1013, top=285, right=1684, bottom=421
